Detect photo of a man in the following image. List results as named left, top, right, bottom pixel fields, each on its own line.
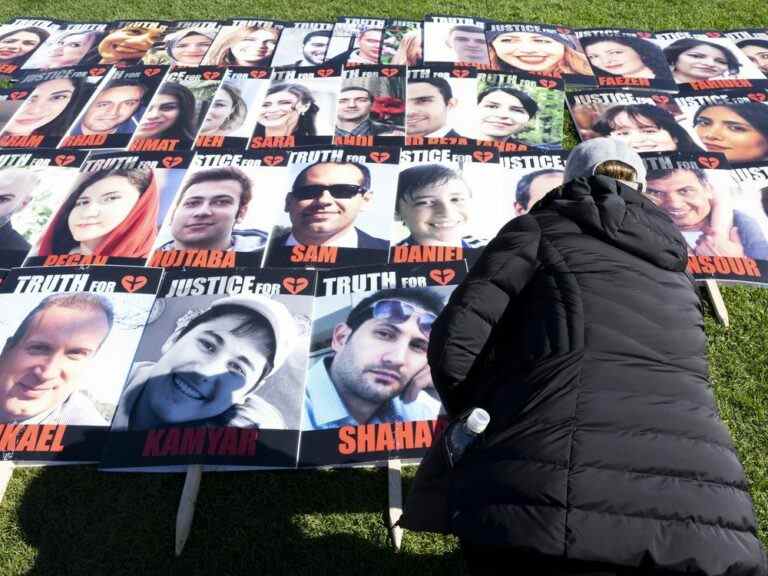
left=446, top=25, right=490, bottom=64
left=406, top=78, right=460, bottom=138
left=514, top=169, right=564, bottom=215
left=271, top=161, right=388, bottom=249
left=0, top=167, right=39, bottom=252
left=395, top=164, right=488, bottom=248
left=347, top=28, right=382, bottom=65
left=335, top=85, right=404, bottom=137
left=645, top=167, right=768, bottom=259
left=71, top=79, right=147, bottom=136
left=297, top=30, right=331, bottom=66
left=0, top=293, right=113, bottom=425
left=111, top=294, right=296, bottom=431
left=156, top=167, right=268, bottom=252
left=303, top=287, right=444, bottom=430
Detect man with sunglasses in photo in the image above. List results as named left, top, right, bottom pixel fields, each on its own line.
left=302, top=287, right=445, bottom=430
left=272, top=160, right=389, bottom=249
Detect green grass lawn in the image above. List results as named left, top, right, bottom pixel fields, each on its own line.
left=0, top=2, right=766, bottom=574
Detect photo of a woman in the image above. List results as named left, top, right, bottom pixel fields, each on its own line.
left=37, top=30, right=103, bottom=69
left=145, top=28, right=216, bottom=67
left=487, top=30, right=593, bottom=78
left=388, top=30, right=423, bottom=66
left=664, top=38, right=741, bottom=84
left=35, top=168, right=158, bottom=258
left=198, top=83, right=248, bottom=136
left=0, top=77, right=87, bottom=139
left=0, top=27, right=49, bottom=68
left=475, top=86, right=538, bottom=143
left=98, top=25, right=164, bottom=65
left=253, top=83, right=318, bottom=138
left=592, top=104, right=703, bottom=153
left=204, top=25, right=280, bottom=67
left=580, top=35, right=669, bottom=79
left=693, top=103, right=768, bottom=163
left=134, top=83, right=196, bottom=141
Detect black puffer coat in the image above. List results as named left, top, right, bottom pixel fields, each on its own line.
left=425, top=175, right=767, bottom=575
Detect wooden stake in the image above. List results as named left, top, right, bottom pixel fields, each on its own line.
left=387, top=458, right=403, bottom=551
left=0, top=461, right=13, bottom=505
left=175, top=464, right=202, bottom=556
left=705, top=279, right=729, bottom=327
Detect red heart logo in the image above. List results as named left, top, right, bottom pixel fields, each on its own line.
left=202, top=71, right=221, bottom=80
left=263, top=155, right=284, bottom=166
left=369, top=151, right=390, bottom=163
left=282, top=276, right=309, bottom=295
left=121, top=275, right=148, bottom=292
left=144, top=68, right=161, bottom=77
left=651, top=94, right=669, bottom=104
left=381, top=67, right=399, bottom=78
left=538, top=79, right=557, bottom=88
left=472, top=150, right=493, bottom=163
left=89, top=67, right=106, bottom=76
left=706, top=31, right=721, bottom=37
left=162, top=156, right=183, bottom=169
left=747, top=92, right=766, bottom=102
left=249, top=69, right=268, bottom=79
left=54, top=154, right=76, bottom=167
left=451, top=69, right=470, bottom=78
left=556, top=27, right=571, bottom=34
left=698, top=156, right=720, bottom=169
left=316, top=68, right=334, bottom=77
left=429, top=268, right=456, bottom=286
left=9, top=91, right=28, bottom=101
left=636, top=31, right=652, bottom=39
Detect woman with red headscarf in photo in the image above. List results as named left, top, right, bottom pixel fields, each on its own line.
left=35, top=167, right=158, bottom=258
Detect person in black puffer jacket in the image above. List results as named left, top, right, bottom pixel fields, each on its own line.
left=402, top=138, right=767, bottom=576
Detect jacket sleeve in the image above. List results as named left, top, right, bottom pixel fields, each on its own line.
left=428, top=215, right=541, bottom=416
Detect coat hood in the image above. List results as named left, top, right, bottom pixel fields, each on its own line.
left=535, top=174, right=689, bottom=272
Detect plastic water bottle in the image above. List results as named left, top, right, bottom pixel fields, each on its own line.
left=446, top=408, right=490, bottom=467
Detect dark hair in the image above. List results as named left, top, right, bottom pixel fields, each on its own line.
left=592, top=104, right=703, bottom=153
left=179, top=166, right=252, bottom=213
left=147, top=82, right=196, bottom=141
left=4, top=292, right=114, bottom=353
left=396, top=164, right=467, bottom=206
left=0, top=27, right=50, bottom=65
left=408, top=77, right=453, bottom=104
left=693, top=102, right=768, bottom=144
left=340, top=85, right=373, bottom=100
left=515, top=169, right=564, bottom=208
left=303, top=30, right=332, bottom=45
left=50, top=168, right=153, bottom=253
left=292, top=161, right=371, bottom=191
left=663, top=38, right=741, bottom=75
left=27, top=77, right=92, bottom=138
left=477, top=86, right=538, bottom=118
left=254, top=82, right=318, bottom=137
left=53, top=30, right=105, bottom=67
left=580, top=34, right=670, bottom=78
left=345, top=287, right=445, bottom=335
left=176, top=303, right=276, bottom=385
left=737, top=39, right=768, bottom=51
left=93, top=78, right=151, bottom=107
left=647, top=167, right=710, bottom=188
left=761, top=184, right=768, bottom=217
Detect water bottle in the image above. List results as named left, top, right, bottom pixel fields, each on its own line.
left=445, top=408, right=490, bottom=467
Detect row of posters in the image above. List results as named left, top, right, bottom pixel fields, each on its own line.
left=0, top=63, right=565, bottom=151
left=0, top=262, right=464, bottom=469
left=2, top=17, right=767, bottom=91
left=1, top=146, right=765, bottom=281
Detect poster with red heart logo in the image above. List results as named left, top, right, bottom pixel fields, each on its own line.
left=300, top=261, right=466, bottom=466
left=100, top=266, right=317, bottom=470
left=0, top=265, right=162, bottom=463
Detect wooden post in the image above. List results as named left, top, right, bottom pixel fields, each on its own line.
left=0, top=461, right=13, bottom=505
left=387, top=458, right=403, bottom=551
left=175, top=464, right=202, bottom=556
left=704, top=279, right=729, bottom=327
